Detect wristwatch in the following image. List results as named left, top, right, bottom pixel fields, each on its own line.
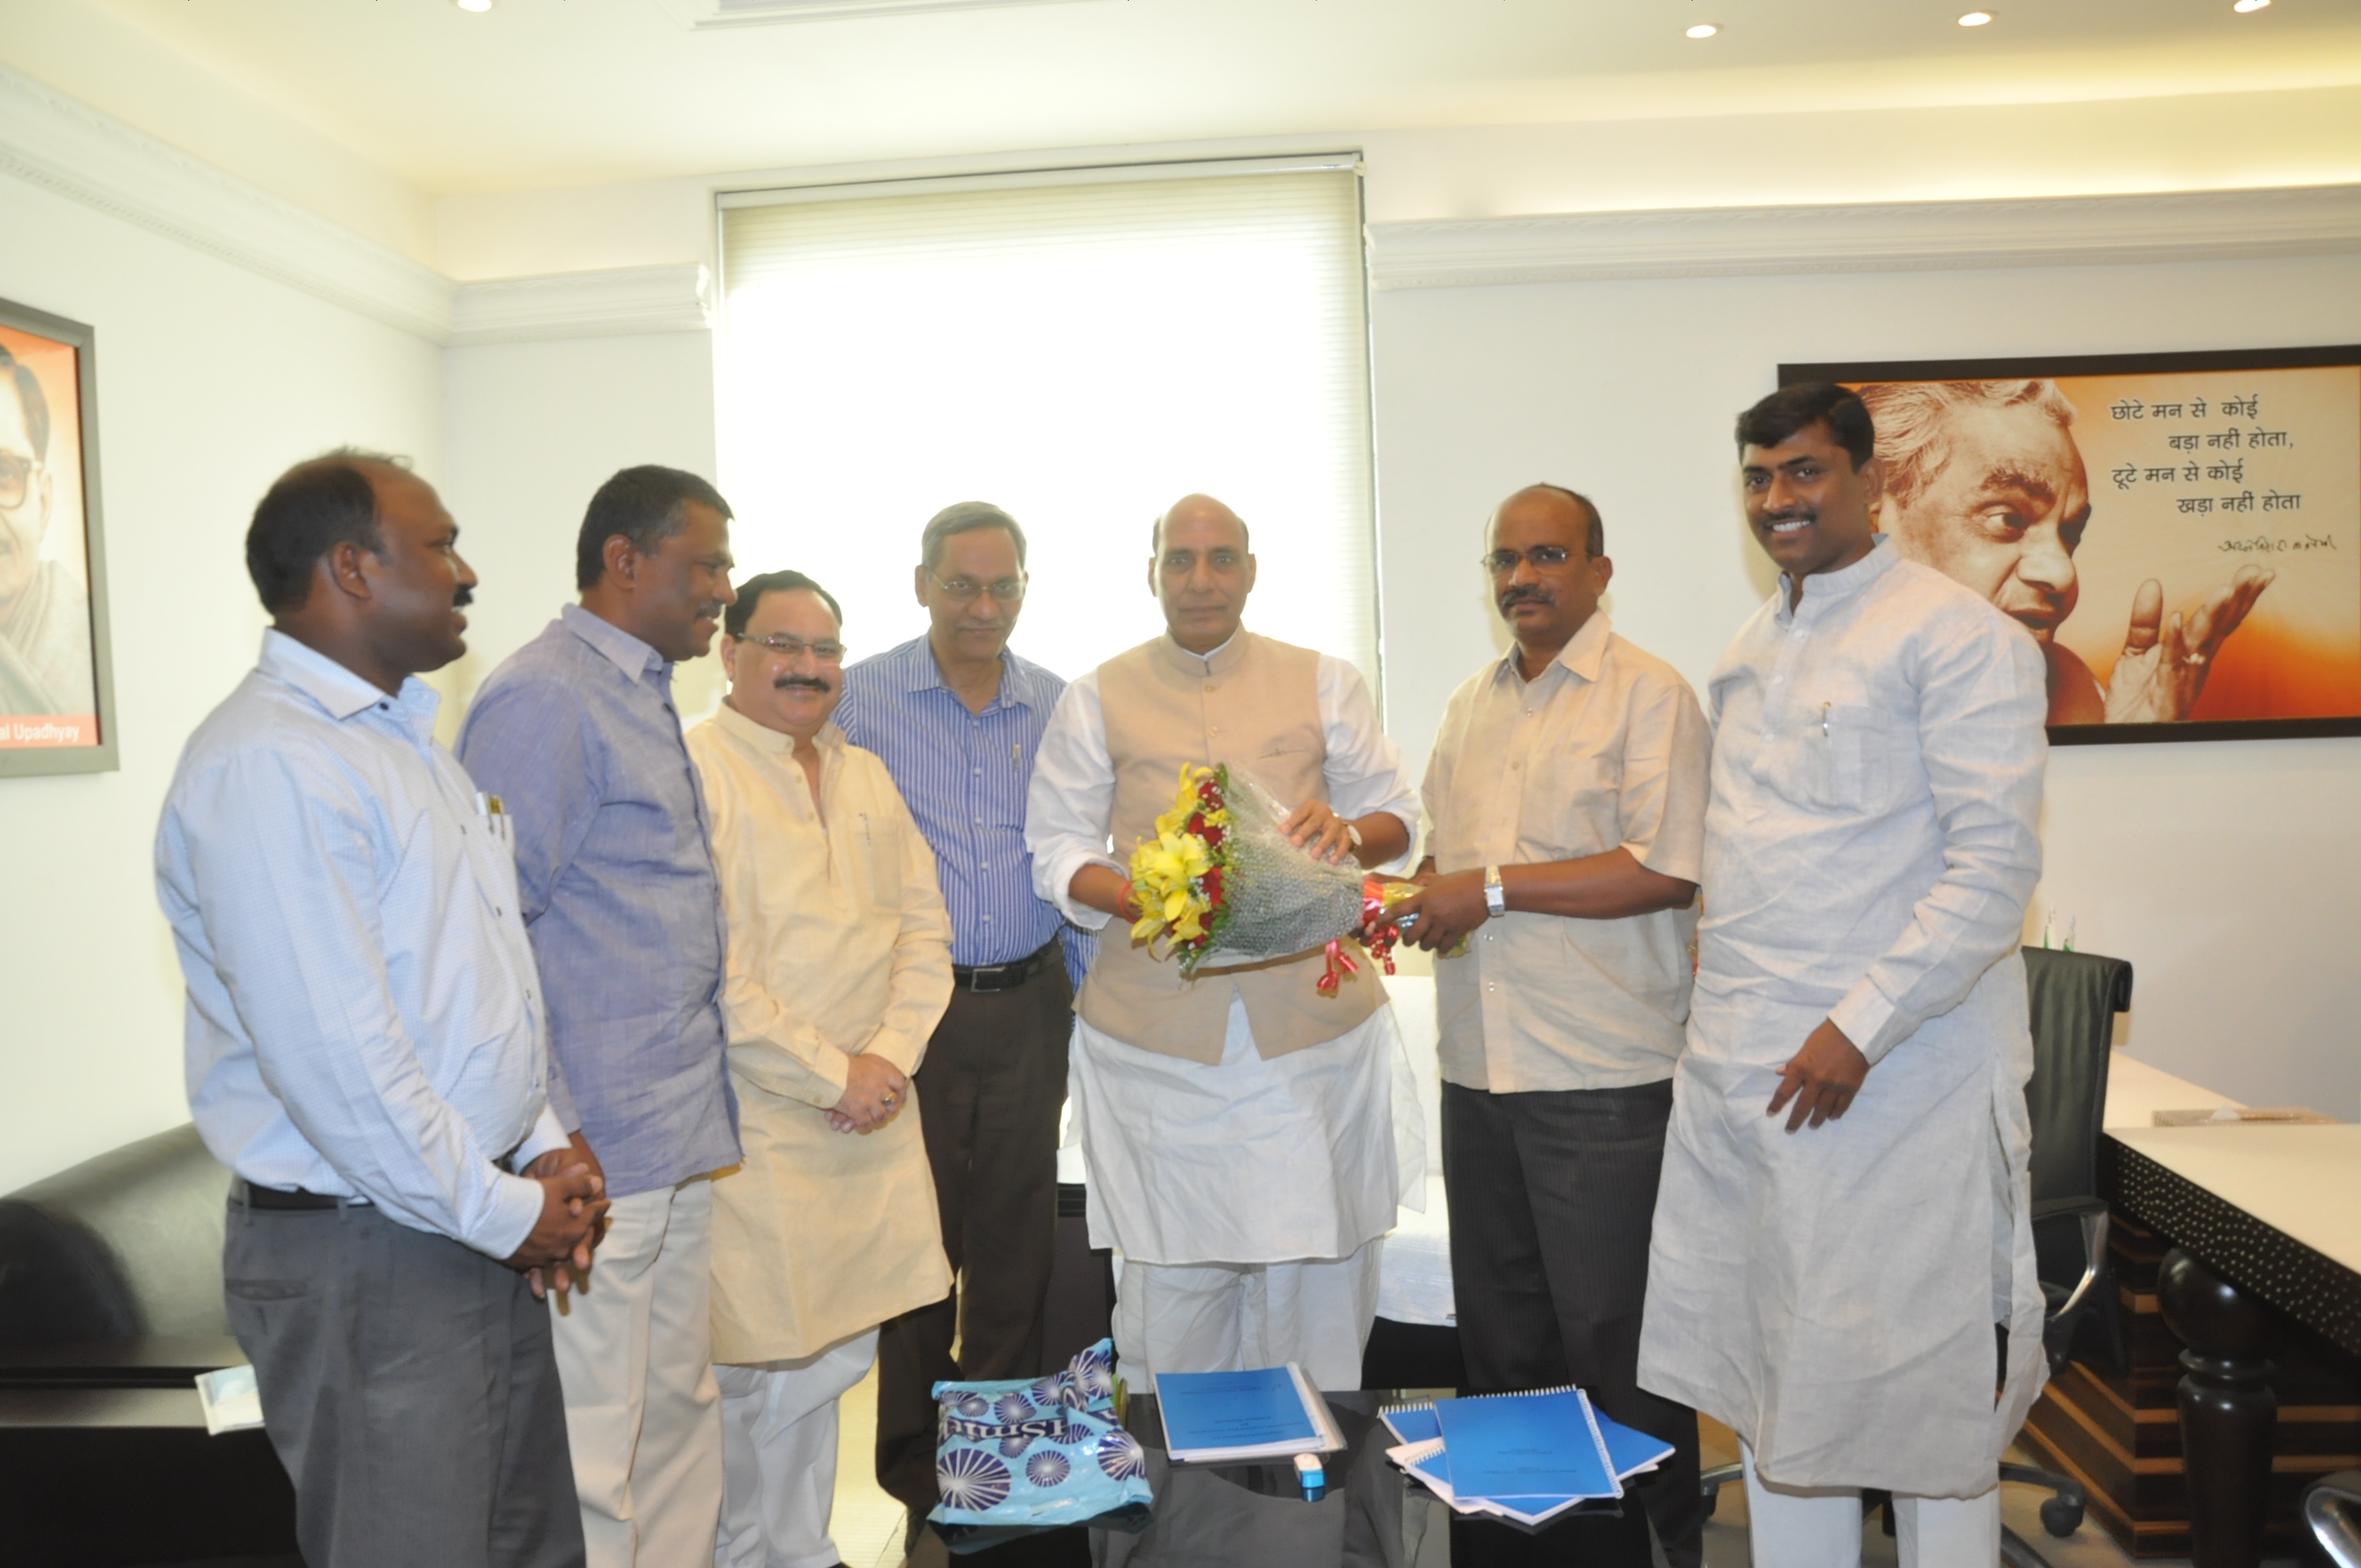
left=1484, top=864, right=1506, bottom=918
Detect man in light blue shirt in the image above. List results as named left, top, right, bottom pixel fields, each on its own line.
left=457, top=466, right=741, bottom=1568
left=157, top=452, right=606, bottom=1568
left=835, top=501, right=1087, bottom=1528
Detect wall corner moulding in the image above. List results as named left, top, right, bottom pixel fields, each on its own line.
left=0, top=61, right=454, bottom=340
left=448, top=265, right=714, bottom=346
left=0, top=65, right=717, bottom=349
left=1366, top=184, right=2361, bottom=290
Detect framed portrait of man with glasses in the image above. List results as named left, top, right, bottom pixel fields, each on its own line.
left=0, top=297, right=116, bottom=776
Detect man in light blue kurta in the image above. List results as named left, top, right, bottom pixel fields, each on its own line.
left=1639, top=385, right=2049, bottom=1568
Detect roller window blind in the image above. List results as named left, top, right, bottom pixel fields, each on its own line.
left=716, top=164, right=1379, bottom=694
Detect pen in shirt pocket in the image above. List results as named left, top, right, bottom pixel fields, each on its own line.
left=475, top=791, right=513, bottom=845
left=1818, top=702, right=1830, bottom=740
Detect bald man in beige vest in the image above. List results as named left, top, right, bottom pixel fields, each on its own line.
left=1027, top=494, right=1421, bottom=1394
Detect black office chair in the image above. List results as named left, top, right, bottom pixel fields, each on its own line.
left=2307, top=1470, right=2361, bottom=1568
left=1695, top=948, right=2131, bottom=1568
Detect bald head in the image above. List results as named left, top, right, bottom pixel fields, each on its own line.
left=1149, top=492, right=1258, bottom=653
left=1491, top=484, right=1603, bottom=559
left=1150, top=493, right=1251, bottom=556
left=1487, top=482, right=1613, bottom=673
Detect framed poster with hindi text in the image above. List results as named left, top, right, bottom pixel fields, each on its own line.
left=1781, top=346, right=2361, bottom=745
left=0, top=297, right=116, bottom=776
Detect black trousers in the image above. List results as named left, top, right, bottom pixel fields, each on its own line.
left=1442, top=1078, right=1704, bottom=1568
left=874, top=961, right=1073, bottom=1514
left=222, top=1191, right=584, bottom=1568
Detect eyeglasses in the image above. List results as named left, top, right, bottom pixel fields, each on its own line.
left=1481, top=545, right=1578, bottom=575
left=741, top=633, right=846, bottom=664
left=927, top=570, right=1028, bottom=604
left=0, top=452, right=37, bottom=510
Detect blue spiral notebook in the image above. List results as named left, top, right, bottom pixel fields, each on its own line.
left=1383, top=1396, right=1673, bottom=1482
left=1430, top=1387, right=1618, bottom=1503
left=1155, top=1364, right=1344, bottom=1464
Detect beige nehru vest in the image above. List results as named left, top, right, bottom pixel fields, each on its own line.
left=1078, top=631, right=1385, bottom=1063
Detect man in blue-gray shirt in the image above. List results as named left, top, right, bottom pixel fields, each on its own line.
left=836, top=501, right=1087, bottom=1531
left=458, top=466, right=742, bottom=1568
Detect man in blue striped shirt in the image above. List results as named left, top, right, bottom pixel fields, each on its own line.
left=837, top=501, right=1087, bottom=1527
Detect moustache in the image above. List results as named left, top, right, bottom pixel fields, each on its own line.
left=696, top=602, right=724, bottom=620
left=1498, top=585, right=1553, bottom=609
left=452, top=585, right=474, bottom=609
left=772, top=676, right=833, bottom=693
left=1761, top=509, right=1817, bottom=528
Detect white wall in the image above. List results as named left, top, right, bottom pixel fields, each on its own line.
left=434, top=331, right=725, bottom=735
left=10, top=76, right=2357, bottom=1194
left=1370, top=251, right=2361, bottom=1119
left=0, top=170, right=443, bottom=1194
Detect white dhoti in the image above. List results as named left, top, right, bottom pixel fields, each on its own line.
left=714, top=1328, right=880, bottom=1568
left=1741, top=1445, right=2001, bottom=1568
left=1638, top=962, right=2047, bottom=1498
left=1069, top=996, right=1420, bottom=1391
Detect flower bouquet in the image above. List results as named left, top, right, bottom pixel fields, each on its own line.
left=1126, top=763, right=1416, bottom=995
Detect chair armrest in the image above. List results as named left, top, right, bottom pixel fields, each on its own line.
left=2031, top=1197, right=2109, bottom=1322
left=2303, top=1470, right=2361, bottom=1568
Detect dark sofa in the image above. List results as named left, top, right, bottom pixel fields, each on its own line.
left=0, top=1123, right=297, bottom=1568
left=0, top=1123, right=234, bottom=1343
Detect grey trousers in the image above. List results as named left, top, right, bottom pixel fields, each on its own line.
left=222, top=1190, right=585, bottom=1568
left=874, top=962, right=1073, bottom=1514
left=1442, top=1078, right=1704, bottom=1568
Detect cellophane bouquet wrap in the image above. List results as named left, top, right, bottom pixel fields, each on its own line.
left=1127, top=764, right=1413, bottom=995
left=929, top=1338, right=1152, bottom=1528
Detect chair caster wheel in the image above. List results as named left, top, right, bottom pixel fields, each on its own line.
left=1701, top=1487, right=1718, bottom=1519
left=2040, top=1496, right=2083, bottom=1537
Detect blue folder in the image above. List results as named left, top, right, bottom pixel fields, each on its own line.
left=1156, top=1367, right=1319, bottom=1456
left=1595, top=1412, right=1675, bottom=1480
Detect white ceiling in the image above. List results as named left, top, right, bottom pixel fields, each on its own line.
left=65, top=0, right=2361, bottom=196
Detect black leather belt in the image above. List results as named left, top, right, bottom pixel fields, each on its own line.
left=952, top=940, right=1059, bottom=994
left=243, top=1141, right=523, bottom=1211
left=242, top=1182, right=363, bottom=1211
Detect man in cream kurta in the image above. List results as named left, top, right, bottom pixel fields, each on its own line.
left=1027, top=494, right=1421, bottom=1394
left=1638, top=386, right=2048, bottom=1568
left=686, top=570, right=954, bottom=1568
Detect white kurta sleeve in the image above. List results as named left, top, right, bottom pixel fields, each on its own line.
left=1026, top=673, right=1122, bottom=932
left=1825, top=616, right=2048, bottom=1064
left=1316, top=655, right=1421, bottom=875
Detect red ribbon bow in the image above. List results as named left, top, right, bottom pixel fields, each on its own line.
left=1316, top=879, right=1406, bottom=998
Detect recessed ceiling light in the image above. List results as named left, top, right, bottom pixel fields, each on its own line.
left=1958, top=11, right=1994, bottom=25
left=1686, top=23, right=1719, bottom=38
left=2233, top=0, right=2270, bottom=11
left=454, top=0, right=493, bottom=12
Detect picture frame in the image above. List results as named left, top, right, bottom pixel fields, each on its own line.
left=0, top=296, right=117, bottom=777
left=1782, top=346, right=2361, bottom=746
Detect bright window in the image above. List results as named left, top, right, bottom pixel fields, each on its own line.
left=716, top=159, right=1379, bottom=693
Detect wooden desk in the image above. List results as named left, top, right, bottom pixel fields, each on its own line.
left=2021, top=1058, right=2361, bottom=1566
